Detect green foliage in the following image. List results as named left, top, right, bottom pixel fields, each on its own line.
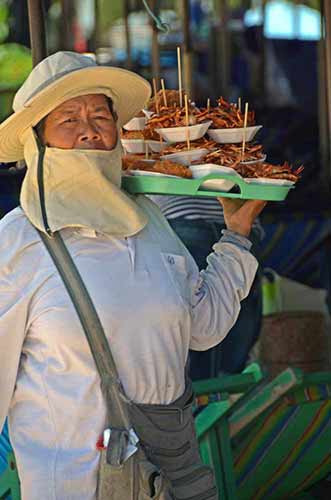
left=227, top=0, right=244, bottom=8
left=0, top=44, right=32, bottom=90
left=225, top=0, right=320, bottom=11
left=99, top=0, right=123, bottom=31
left=0, top=0, right=8, bottom=43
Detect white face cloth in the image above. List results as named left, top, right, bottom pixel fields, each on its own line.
left=20, top=128, right=148, bottom=237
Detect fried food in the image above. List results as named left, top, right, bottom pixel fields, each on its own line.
left=123, top=156, right=192, bottom=178
left=151, top=160, right=192, bottom=178
left=162, top=137, right=217, bottom=155
left=197, top=97, right=255, bottom=129
left=122, top=154, right=160, bottom=170
left=236, top=161, right=303, bottom=182
left=121, top=130, right=145, bottom=140
left=201, top=143, right=264, bottom=168
left=142, top=128, right=160, bottom=141
left=145, top=103, right=201, bottom=131
left=147, top=89, right=185, bottom=111
left=127, top=160, right=156, bottom=171
left=121, top=127, right=161, bottom=141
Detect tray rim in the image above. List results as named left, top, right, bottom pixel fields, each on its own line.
left=122, top=173, right=294, bottom=201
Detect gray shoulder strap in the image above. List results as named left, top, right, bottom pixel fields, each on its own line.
left=38, top=230, right=131, bottom=430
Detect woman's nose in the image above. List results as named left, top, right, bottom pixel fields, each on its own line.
left=78, top=121, right=101, bottom=143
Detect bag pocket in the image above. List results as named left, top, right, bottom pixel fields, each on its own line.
left=137, top=458, right=174, bottom=500
left=152, top=441, right=191, bottom=458
left=98, top=447, right=175, bottom=500
left=130, top=399, right=200, bottom=472
left=169, top=463, right=217, bottom=500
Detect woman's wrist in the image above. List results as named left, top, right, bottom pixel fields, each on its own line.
left=225, top=222, right=251, bottom=238
left=220, top=229, right=252, bottom=251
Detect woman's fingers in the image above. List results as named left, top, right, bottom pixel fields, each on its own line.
left=217, top=198, right=267, bottom=220
left=241, top=200, right=267, bottom=220
left=216, top=197, right=267, bottom=237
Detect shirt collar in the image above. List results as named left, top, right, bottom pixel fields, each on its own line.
left=73, top=227, right=98, bottom=238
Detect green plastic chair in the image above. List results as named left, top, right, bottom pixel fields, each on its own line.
left=196, top=367, right=331, bottom=500
left=192, top=362, right=264, bottom=411
left=0, top=452, right=20, bottom=500
left=0, top=363, right=264, bottom=500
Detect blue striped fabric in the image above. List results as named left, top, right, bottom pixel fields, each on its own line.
left=149, top=195, right=264, bottom=239
left=149, top=195, right=228, bottom=222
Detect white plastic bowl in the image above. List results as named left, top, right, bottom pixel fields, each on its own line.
left=244, top=177, right=294, bottom=186
left=143, top=109, right=155, bottom=120
left=146, top=140, right=168, bottom=153
left=121, top=139, right=146, bottom=154
left=207, top=125, right=262, bottom=144
left=123, top=116, right=146, bottom=131
left=190, top=164, right=239, bottom=191
left=242, top=154, right=266, bottom=165
left=130, top=170, right=177, bottom=178
left=160, top=148, right=209, bottom=166
left=156, top=121, right=212, bottom=143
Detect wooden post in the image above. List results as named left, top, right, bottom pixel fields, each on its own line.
left=317, top=36, right=329, bottom=184
left=123, top=0, right=132, bottom=69
left=182, top=0, right=193, bottom=99
left=321, top=0, right=331, bottom=185
left=216, top=0, right=230, bottom=98
left=60, top=0, right=75, bottom=51
left=259, top=0, right=267, bottom=99
left=94, top=0, right=100, bottom=51
left=27, top=0, right=48, bottom=66
left=150, top=0, right=160, bottom=82
left=208, top=22, right=218, bottom=100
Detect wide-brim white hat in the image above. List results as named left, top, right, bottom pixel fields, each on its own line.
left=0, top=51, right=151, bottom=162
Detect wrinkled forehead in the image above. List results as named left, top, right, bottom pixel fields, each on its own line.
left=48, top=93, right=112, bottom=116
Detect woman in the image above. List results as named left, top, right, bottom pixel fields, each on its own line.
left=0, top=51, right=265, bottom=499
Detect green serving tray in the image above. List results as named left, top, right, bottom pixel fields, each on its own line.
left=122, top=173, right=294, bottom=201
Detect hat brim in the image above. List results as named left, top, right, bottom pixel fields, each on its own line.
left=0, top=66, right=151, bottom=162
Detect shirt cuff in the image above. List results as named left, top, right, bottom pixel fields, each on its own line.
left=219, top=229, right=253, bottom=251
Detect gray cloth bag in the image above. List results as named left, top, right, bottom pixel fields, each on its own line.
left=39, top=230, right=217, bottom=500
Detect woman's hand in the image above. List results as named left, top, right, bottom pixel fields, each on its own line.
left=217, top=198, right=267, bottom=237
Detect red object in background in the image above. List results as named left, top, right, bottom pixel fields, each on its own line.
left=73, top=21, right=87, bottom=53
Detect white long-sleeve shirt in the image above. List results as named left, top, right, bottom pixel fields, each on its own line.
left=0, top=195, right=257, bottom=500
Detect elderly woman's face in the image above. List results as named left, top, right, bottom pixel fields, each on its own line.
left=43, top=94, right=117, bottom=150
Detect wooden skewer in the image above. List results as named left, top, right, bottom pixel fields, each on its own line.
left=207, top=97, right=210, bottom=112
left=238, top=97, right=242, bottom=112
left=184, top=94, right=190, bottom=151
left=161, top=78, right=168, bottom=107
left=152, top=77, right=160, bottom=114
left=177, top=46, right=183, bottom=107
left=152, top=77, right=157, bottom=96
left=241, top=102, right=249, bottom=159
left=145, top=141, right=149, bottom=159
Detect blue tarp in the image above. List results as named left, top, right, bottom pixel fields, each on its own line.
left=260, top=211, right=331, bottom=309
left=0, top=421, right=11, bottom=474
